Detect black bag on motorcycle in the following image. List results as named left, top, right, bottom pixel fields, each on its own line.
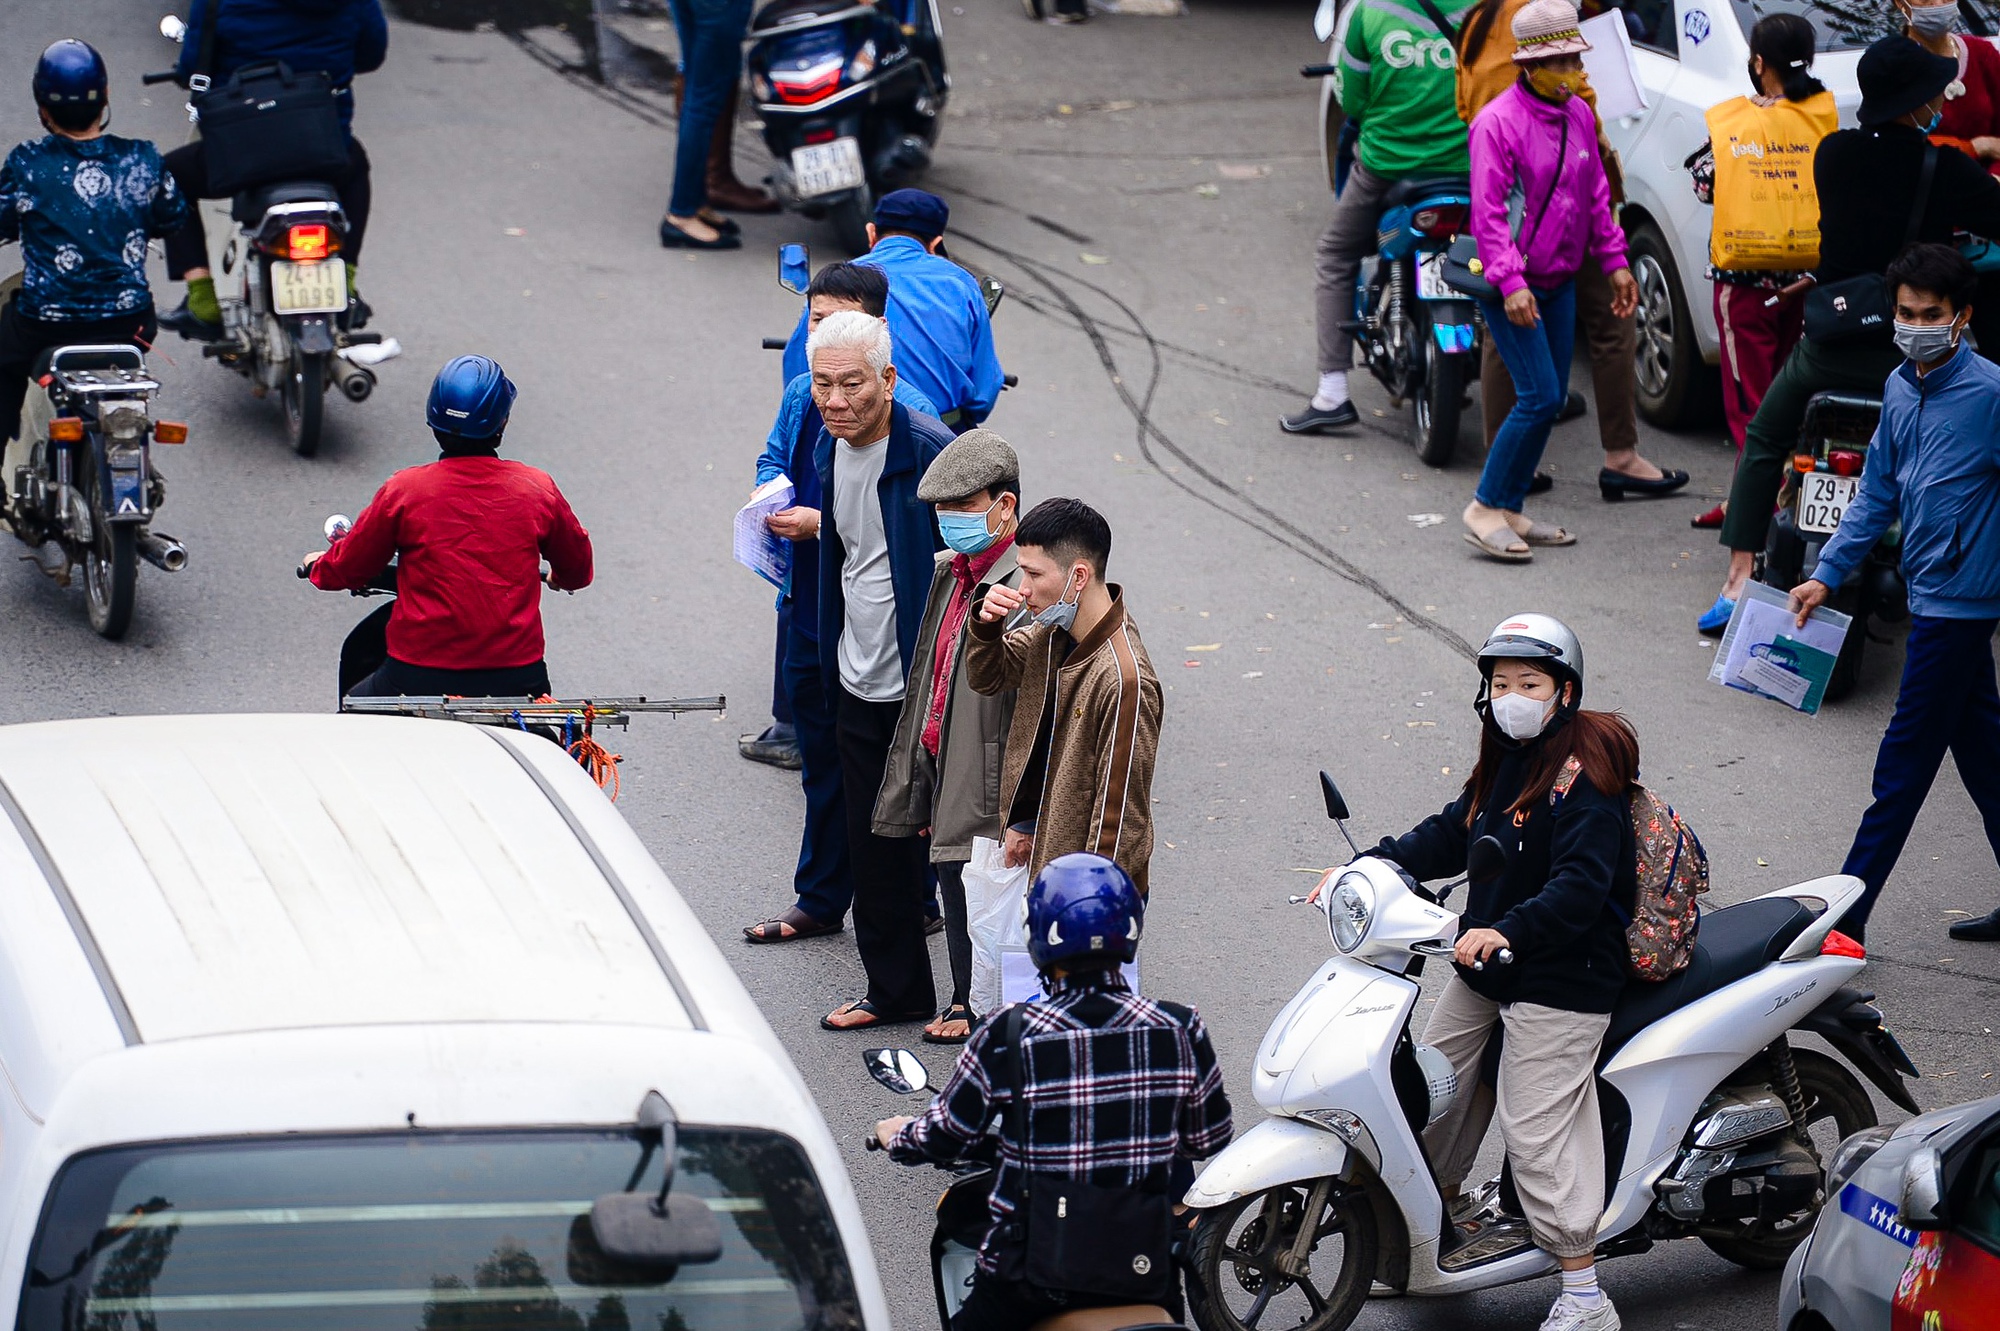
left=1803, top=146, right=1935, bottom=346
left=1000, top=1006, right=1176, bottom=1303
left=192, top=60, right=350, bottom=196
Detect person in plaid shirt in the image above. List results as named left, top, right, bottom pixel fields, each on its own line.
left=875, top=853, right=1233, bottom=1329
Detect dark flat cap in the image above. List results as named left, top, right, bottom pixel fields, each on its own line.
left=919, top=429, right=1019, bottom=503
left=1858, top=36, right=1956, bottom=126
left=874, top=188, right=950, bottom=238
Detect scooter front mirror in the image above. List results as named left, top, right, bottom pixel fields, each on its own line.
left=863, top=1047, right=930, bottom=1095
left=323, top=513, right=352, bottom=542
left=1468, top=835, right=1508, bottom=884
left=978, top=274, right=1005, bottom=316
left=1318, top=771, right=1350, bottom=822
left=778, top=243, right=811, bottom=296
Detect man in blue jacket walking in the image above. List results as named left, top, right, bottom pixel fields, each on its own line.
left=1792, top=243, right=2000, bottom=943
left=158, top=0, right=387, bottom=340
left=804, top=310, right=951, bottom=1030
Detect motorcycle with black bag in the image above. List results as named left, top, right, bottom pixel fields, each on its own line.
left=745, top=0, right=949, bottom=253
left=146, top=13, right=399, bottom=458
left=862, top=1042, right=1189, bottom=1331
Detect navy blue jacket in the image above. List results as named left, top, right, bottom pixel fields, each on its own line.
left=1815, top=341, right=2000, bottom=620
left=179, top=0, right=388, bottom=133
left=815, top=402, right=951, bottom=692
left=0, top=135, right=189, bottom=322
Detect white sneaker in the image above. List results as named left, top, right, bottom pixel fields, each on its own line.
left=1539, top=1292, right=1621, bottom=1331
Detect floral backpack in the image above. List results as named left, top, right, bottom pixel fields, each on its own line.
left=1553, top=758, right=1710, bottom=981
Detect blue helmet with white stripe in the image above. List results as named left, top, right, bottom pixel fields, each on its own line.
left=426, top=355, right=516, bottom=441
left=1023, top=853, right=1142, bottom=972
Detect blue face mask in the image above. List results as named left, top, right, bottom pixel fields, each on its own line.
left=938, top=499, right=1000, bottom=554
left=1923, top=106, right=1945, bottom=134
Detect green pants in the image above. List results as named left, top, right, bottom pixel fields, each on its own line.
left=1719, top=334, right=1903, bottom=553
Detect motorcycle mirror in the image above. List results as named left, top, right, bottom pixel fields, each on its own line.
left=778, top=243, right=811, bottom=296
left=979, top=274, right=1005, bottom=316
left=863, top=1047, right=930, bottom=1095
left=1318, top=771, right=1350, bottom=822
left=323, top=514, right=352, bottom=542
left=1467, top=835, right=1508, bottom=885
left=160, top=14, right=187, bottom=41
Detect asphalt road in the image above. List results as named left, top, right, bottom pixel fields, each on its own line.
left=3, top=1, right=1997, bottom=1328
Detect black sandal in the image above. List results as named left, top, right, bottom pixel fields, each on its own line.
left=922, top=1004, right=977, bottom=1045
left=821, top=999, right=928, bottom=1031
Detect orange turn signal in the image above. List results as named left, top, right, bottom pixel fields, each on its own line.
left=49, top=417, right=84, bottom=442
left=153, top=420, right=188, bottom=444
left=1792, top=453, right=1816, bottom=473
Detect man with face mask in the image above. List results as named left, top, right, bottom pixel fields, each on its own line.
left=1789, top=243, right=2000, bottom=945
left=1700, top=34, right=2000, bottom=634
left=964, top=499, right=1164, bottom=896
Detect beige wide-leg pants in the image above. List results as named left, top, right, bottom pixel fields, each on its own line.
left=1419, top=976, right=1612, bottom=1260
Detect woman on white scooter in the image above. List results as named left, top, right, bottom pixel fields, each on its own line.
left=1372, top=612, right=1638, bottom=1331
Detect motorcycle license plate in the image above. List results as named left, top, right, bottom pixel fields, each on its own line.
left=1796, top=471, right=1859, bottom=536
left=1417, top=252, right=1455, bottom=300
left=791, top=138, right=866, bottom=198
left=272, top=258, right=348, bottom=315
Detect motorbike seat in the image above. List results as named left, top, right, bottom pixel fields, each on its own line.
left=231, top=181, right=341, bottom=225
left=1027, top=1310, right=1177, bottom=1331
left=1599, top=897, right=1817, bottom=1061
left=1378, top=174, right=1472, bottom=211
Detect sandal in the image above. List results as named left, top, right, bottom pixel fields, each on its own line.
left=1507, top=517, right=1576, bottom=547
left=923, top=1004, right=977, bottom=1045
left=821, top=999, right=929, bottom=1031
left=744, top=907, right=842, bottom=944
left=1462, top=518, right=1532, bottom=563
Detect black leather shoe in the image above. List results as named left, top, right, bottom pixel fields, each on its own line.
left=738, top=723, right=802, bottom=770
left=1948, top=908, right=2000, bottom=942
left=158, top=298, right=224, bottom=343
left=1557, top=390, right=1588, bottom=423
left=1279, top=400, right=1359, bottom=434
left=660, top=217, right=743, bottom=250
left=1598, top=467, right=1691, bottom=501
left=1528, top=470, right=1554, bottom=495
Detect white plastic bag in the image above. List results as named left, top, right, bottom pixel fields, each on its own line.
left=963, top=835, right=1029, bottom=1015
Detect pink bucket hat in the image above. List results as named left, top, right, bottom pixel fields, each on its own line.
left=1511, top=0, right=1592, bottom=62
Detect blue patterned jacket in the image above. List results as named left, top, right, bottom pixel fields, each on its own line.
left=0, top=134, right=189, bottom=322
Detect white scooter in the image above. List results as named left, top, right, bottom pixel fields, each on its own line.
left=1182, top=774, right=1920, bottom=1331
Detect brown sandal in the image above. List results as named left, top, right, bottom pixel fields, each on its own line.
left=743, top=907, right=842, bottom=944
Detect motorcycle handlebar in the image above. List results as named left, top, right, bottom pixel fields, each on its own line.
left=863, top=1133, right=882, bottom=1151
left=1471, top=948, right=1516, bottom=970
left=761, top=337, right=786, bottom=351
left=1301, top=63, right=1337, bottom=78
left=142, top=70, right=181, bottom=85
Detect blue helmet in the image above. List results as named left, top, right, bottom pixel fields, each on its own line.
left=34, top=40, right=108, bottom=116
left=426, top=355, right=516, bottom=440
left=1023, top=853, right=1143, bottom=971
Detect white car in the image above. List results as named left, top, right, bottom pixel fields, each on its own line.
left=0, top=713, right=887, bottom=1331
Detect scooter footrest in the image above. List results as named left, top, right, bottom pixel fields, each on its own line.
left=1438, top=1217, right=1537, bottom=1271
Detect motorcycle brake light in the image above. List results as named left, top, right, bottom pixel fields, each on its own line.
left=803, top=126, right=837, bottom=144
left=49, top=417, right=84, bottom=442
left=1412, top=204, right=1468, bottom=236
left=1821, top=930, right=1865, bottom=958
left=1827, top=449, right=1865, bottom=477
left=287, top=223, right=331, bottom=261
left=153, top=421, right=189, bottom=444
left=1793, top=453, right=1817, bottom=473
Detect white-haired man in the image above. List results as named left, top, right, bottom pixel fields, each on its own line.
left=792, top=311, right=953, bottom=1031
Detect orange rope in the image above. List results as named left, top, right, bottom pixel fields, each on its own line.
left=569, top=734, right=622, bottom=800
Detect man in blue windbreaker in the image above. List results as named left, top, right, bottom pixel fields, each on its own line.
left=1790, top=243, right=2000, bottom=944
left=158, top=0, right=387, bottom=340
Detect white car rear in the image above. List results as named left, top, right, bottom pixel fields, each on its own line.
left=0, top=713, right=886, bottom=1331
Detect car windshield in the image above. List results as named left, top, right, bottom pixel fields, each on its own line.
left=1728, top=0, right=2000, bottom=51
left=16, top=1128, right=862, bottom=1331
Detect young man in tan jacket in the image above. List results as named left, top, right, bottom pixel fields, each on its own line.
left=964, top=498, right=1163, bottom=894
left=872, top=430, right=1029, bottom=1042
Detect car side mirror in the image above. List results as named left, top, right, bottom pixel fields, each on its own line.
left=586, top=1091, right=724, bottom=1271
left=779, top=243, right=811, bottom=295
left=1319, top=771, right=1349, bottom=822
left=1467, top=835, right=1508, bottom=885
left=865, top=1047, right=930, bottom=1095
left=1900, top=1145, right=1947, bottom=1230
left=979, top=273, right=1005, bottom=316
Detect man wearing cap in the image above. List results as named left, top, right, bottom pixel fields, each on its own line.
left=1700, top=34, right=2000, bottom=632
left=782, top=188, right=1005, bottom=431
left=873, top=430, right=1029, bottom=1044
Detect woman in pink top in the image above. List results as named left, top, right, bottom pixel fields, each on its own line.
left=1462, top=0, right=1639, bottom=562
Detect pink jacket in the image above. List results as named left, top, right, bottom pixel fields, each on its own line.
left=1469, top=82, right=1627, bottom=298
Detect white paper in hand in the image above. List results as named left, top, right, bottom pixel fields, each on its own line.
left=734, top=476, right=795, bottom=589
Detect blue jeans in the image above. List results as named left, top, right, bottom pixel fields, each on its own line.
left=1841, top=616, right=2000, bottom=936
left=668, top=0, right=753, bottom=218
left=1475, top=280, right=1577, bottom=512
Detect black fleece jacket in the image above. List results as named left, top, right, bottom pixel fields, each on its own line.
left=1814, top=124, right=2000, bottom=286
left=1376, top=736, right=1636, bottom=1014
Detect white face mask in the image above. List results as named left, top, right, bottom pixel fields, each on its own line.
left=1489, top=690, right=1554, bottom=741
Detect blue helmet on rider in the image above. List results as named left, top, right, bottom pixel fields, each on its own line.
left=34, top=41, right=109, bottom=130
left=426, top=355, right=516, bottom=443
left=1023, top=853, right=1143, bottom=972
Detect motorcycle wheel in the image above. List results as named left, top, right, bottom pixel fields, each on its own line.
left=1188, top=1178, right=1377, bottom=1331
left=283, top=348, right=326, bottom=458
left=1412, top=325, right=1464, bottom=468
left=830, top=186, right=874, bottom=257
left=1700, top=1048, right=1876, bottom=1270
left=82, top=478, right=136, bottom=640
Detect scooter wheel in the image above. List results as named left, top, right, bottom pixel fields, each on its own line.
left=1187, top=1180, right=1376, bottom=1331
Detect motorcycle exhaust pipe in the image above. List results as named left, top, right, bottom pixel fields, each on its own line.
left=330, top=356, right=375, bottom=403
left=136, top=530, right=189, bottom=573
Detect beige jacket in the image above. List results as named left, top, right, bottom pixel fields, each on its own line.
left=963, top=586, right=1163, bottom=894
left=873, top=547, right=1026, bottom=861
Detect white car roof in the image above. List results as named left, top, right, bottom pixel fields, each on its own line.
left=0, top=713, right=691, bottom=1045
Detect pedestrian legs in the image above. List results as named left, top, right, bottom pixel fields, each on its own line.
left=782, top=621, right=851, bottom=925
left=1715, top=281, right=1805, bottom=451
left=836, top=685, right=936, bottom=1018
left=936, top=859, right=974, bottom=1013
left=1473, top=281, right=1578, bottom=513
left=771, top=596, right=795, bottom=729
left=665, top=0, right=753, bottom=226
left=1842, top=617, right=2000, bottom=935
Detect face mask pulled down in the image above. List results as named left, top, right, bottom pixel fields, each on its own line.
left=1489, top=690, right=1555, bottom=741
left=1032, top=569, right=1084, bottom=632
left=1894, top=317, right=1962, bottom=364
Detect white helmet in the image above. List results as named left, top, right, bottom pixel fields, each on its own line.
left=1477, top=612, right=1584, bottom=701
